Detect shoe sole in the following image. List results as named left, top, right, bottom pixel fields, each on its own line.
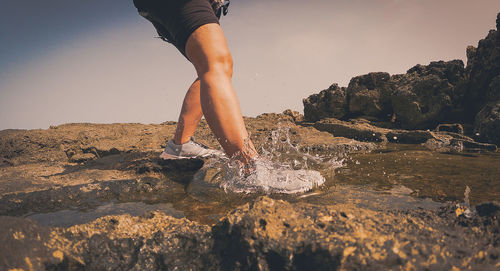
left=159, top=151, right=220, bottom=160
left=159, top=152, right=192, bottom=160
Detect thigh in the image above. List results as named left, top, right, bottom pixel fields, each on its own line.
left=185, top=23, right=231, bottom=74
left=134, top=0, right=220, bottom=58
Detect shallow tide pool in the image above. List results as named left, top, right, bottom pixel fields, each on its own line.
left=23, top=143, right=500, bottom=227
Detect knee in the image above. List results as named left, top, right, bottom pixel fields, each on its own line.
left=201, top=51, right=233, bottom=79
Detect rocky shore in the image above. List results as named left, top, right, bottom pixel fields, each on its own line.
left=0, top=114, right=498, bottom=270
left=0, top=11, right=499, bottom=271
left=304, top=13, right=500, bottom=146
left=1, top=196, right=499, bottom=270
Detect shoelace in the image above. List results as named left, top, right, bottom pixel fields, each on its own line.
left=189, top=138, right=211, bottom=149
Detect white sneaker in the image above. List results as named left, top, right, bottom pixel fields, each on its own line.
left=159, top=138, right=224, bottom=159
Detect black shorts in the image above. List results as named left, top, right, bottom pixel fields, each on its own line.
left=133, top=0, right=221, bottom=59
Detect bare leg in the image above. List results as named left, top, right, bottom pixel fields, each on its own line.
left=185, top=23, right=257, bottom=161
left=173, top=78, right=203, bottom=145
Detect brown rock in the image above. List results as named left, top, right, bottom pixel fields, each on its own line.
left=391, top=60, right=465, bottom=129
left=347, top=72, right=393, bottom=118
left=282, top=109, right=304, bottom=122
left=313, top=118, right=389, bottom=142
left=435, top=123, right=465, bottom=134
left=303, top=84, right=348, bottom=122
left=474, top=100, right=500, bottom=145
left=464, top=13, right=500, bottom=119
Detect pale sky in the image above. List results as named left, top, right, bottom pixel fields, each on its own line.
left=1, top=0, right=499, bottom=130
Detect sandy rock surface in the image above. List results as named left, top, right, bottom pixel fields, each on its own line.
left=1, top=197, right=499, bottom=270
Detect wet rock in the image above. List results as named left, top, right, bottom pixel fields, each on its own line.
left=1, top=196, right=499, bottom=270
left=435, top=123, right=464, bottom=134
left=0, top=216, right=81, bottom=270
left=474, top=100, right=500, bottom=145
left=314, top=118, right=388, bottom=142
left=0, top=118, right=375, bottom=200
left=212, top=197, right=500, bottom=270
left=314, top=118, right=443, bottom=144
left=0, top=178, right=175, bottom=216
left=303, top=84, right=348, bottom=122
left=248, top=113, right=377, bottom=155
left=422, top=137, right=464, bottom=152
left=347, top=72, right=393, bottom=118
left=56, top=212, right=216, bottom=271
left=314, top=118, right=497, bottom=152
left=460, top=139, right=498, bottom=152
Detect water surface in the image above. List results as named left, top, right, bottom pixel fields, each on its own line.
left=25, top=143, right=499, bottom=227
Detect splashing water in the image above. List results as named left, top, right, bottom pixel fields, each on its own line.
left=202, top=124, right=344, bottom=194
left=220, top=157, right=326, bottom=194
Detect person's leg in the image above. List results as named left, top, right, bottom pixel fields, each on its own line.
left=185, top=23, right=257, bottom=162
left=173, top=78, right=203, bottom=145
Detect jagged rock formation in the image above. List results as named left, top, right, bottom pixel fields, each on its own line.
left=468, top=13, right=500, bottom=144
left=303, top=60, right=466, bottom=129
left=391, top=60, right=466, bottom=129
left=303, top=13, right=500, bottom=144
left=465, top=13, right=500, bottom=119
left=347, top=72, right=393, bottom=119
left=474, top=100, right=500, bottom=145
left=303, top=83, right=348, bottom=121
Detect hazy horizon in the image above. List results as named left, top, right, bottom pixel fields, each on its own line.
left=1, top=0, right=499, bottom=130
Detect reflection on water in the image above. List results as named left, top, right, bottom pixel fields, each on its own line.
left=333, top=144, right=500, bottom=205
left=25, top=141, right=499, bottom=227
left=24, top=202, right=184, bottom=227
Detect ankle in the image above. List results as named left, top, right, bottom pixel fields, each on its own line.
left=231, top=150, right=258, bottom=165
left=173, top=137, right=190, bottom=145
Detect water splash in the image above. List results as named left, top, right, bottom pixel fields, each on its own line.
left=201, top=124, right=344, bottom=194
left=220, top=157, right=326, bottom=194
left=455, top=186, right=473, bottom=218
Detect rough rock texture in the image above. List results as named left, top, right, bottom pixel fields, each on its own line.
left=0, top=116, right=376, bottom=217
left=464, top=13, right=500, bottom=119
left=54, top=212, right=216, bottom=270
left=474, top=100, right=500, bottom=145
left=391, top=60, right=466, bottom=129
left=346, top=72, right=393, bottom=118
left=313, top=118, right=497, bottom=152
left=282, top=109, right=304, bottom=123
left=213, top=197, right=500, bottom=270
left=303, top=60, right=466, bottom=129
left=1, top=197, right=499, bottom=270
left=303, top=84, right=348, bottom=122
left=0, top=117, right=498, bottom=270
left=0, top=216, right=79, bottom=270
left=435, top=123, right=464, bottom=134
left=303, top=13, right=500, bottom=141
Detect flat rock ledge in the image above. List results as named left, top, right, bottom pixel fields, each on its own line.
left=1, top=197, right=499, bottom=270
left=313, top=118, right=497, bottom=152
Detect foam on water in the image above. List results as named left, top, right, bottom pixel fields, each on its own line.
left=220, top=158, right=325, bottom=194
left=203, top=124, right=344, bottom=194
